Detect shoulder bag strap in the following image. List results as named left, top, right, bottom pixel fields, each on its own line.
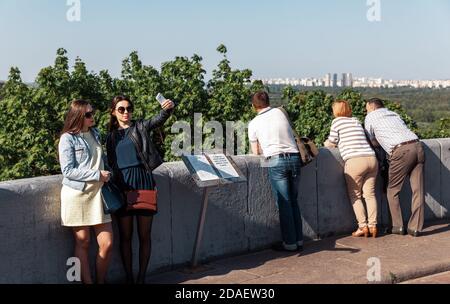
left=277, top=106, right=301, bottom=139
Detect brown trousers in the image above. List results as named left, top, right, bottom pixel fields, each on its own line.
left=387, top=141, right=425, bottom=232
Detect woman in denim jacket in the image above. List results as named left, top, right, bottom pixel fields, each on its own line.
left=58, top=99, right=113, bottom=284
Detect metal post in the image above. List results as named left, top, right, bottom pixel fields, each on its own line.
left=191, top=186, right=211, bottom=268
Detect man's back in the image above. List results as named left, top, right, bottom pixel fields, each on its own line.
left=365, top=108, right=418, bottom=155
left=248, top=107, right=299, bottom=158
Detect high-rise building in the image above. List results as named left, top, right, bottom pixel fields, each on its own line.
left=332, top=73, right=338, bottom=87
left=324, top=73, right=331, bottom=87
left=347, top=73, right=353, bottom=87
left=341, top=73, right=347, bottom=87
left=341, top=73, right=353, bottom=87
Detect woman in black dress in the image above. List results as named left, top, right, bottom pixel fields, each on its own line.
left=106, top=95, right=174, bottom=284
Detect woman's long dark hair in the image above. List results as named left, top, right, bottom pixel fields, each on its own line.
left=60, top=99, right=90, bottom=136
left=108, top=95, right=133, bottom=132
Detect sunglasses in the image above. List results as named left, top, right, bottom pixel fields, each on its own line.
left=116, top=106, right=134, bottom=114
left=84, top=111, right=95, bottom=119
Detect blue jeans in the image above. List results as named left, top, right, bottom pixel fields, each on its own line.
left=267, top=154, right=303, bottom=246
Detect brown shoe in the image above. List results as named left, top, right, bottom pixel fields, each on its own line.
left=369, top=227, right=378, bottom=238
left=352, top=226, right=369, bottom=237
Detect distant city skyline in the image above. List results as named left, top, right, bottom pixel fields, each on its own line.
left=1, top=0, right=449, bottom=82
left=4, top=72, right=450, bottom=89
left=259, top=72, right=450, bottom=82
left=260, top=73, right=450, bottom=89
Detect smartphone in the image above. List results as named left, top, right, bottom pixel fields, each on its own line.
left=156, top=93, right=166, bottom=105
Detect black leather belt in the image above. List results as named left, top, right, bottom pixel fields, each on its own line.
left=266, top=153, right=300, bottom=160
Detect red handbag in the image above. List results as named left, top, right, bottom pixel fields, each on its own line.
left=126, top=190, right=157, bottom=212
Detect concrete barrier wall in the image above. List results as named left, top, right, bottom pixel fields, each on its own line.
left=0, top=139, right=448, bottom=283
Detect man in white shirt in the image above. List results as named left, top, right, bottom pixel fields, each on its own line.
left=248, top=91, right=303, bottom=252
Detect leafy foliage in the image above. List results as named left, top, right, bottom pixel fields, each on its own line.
left=0, top=47, right=438, bottom=182
left=0, top=46, right=262, bottom=181
left=283, top=87, right=418, bottom=147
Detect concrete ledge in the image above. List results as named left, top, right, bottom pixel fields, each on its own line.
left=1, top=140, right=449, bottom=283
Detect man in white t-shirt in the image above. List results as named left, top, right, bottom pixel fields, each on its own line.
left=248, top=91, right=303, bottom=252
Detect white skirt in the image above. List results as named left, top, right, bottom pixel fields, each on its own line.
left=61, top=181, right=111, bottom=227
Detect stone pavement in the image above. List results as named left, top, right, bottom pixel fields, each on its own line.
left=402, top=271, right=450, bottom=284
left=147, top=221, right=450, bottom=284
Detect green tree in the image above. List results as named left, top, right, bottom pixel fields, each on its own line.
left=2, top=45, right=421, bottom=182
left=0, top=49, right=114, bottom=180
left=0, top=68, right=33, bottom=179
left=159, top=53, right=208, bottom=159
left=284, top=88, right=417, bottom=147
left=0, top=45, right=260, bottom=181
left=285, top=90, right=334, bottom=147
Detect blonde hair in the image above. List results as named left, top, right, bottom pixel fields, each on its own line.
left=332, top=100, right=352, bottom=118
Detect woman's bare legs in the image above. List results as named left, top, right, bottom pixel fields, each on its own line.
left=72, top=227, right=93, bottom=284
left=93, top=223, right=113, bottom=284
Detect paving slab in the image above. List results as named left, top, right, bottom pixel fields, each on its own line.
left=147, top=221, right=450, bottom=284
left=402, top=271, right=450, bottom=284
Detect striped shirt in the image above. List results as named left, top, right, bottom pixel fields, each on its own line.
left=328, top=117, right=375, bottom=162
left=364, top=108, right=418, bottom=155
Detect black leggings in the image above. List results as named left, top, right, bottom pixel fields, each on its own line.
left=117, top=215, right=153, bottom=284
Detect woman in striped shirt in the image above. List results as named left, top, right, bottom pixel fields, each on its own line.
left=324, top=100, right=379, bottom=238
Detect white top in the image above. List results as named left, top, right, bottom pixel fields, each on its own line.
left=364, top=108, right=418, bottom=155
left=328, top=117, right=375, bottom=162
left=248, top=107, right=299, bottom=158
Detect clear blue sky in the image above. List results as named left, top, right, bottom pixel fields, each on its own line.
left=1, top=0, right=449, bottom=82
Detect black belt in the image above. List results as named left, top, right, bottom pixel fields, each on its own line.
left=266, top=152, right=300, bottom=160
left=392, top=139, right=419, bottom=153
